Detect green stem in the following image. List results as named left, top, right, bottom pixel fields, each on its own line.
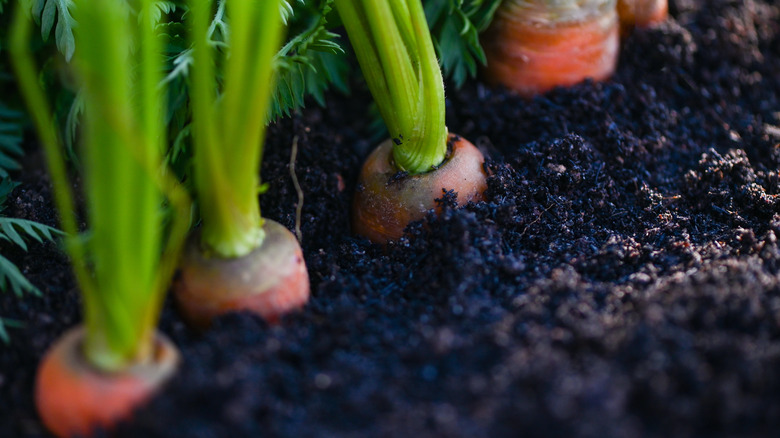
left=335, top=0, right=447, bottom=174
left=191, top=0, right=253, bottom=258
left=190, top=0, right=283, bottom=259
left=11, top=0, right=190, bottom=372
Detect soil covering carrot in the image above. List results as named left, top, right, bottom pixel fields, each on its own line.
left=482, top=0, right=619, bottom=97
left=335, top=0, right=487, bottom=243
left=10, top=0, right=190, bottom=436
left=617, top=0, right=668, bottom=29
left=172, top=0, right=309, bottom=328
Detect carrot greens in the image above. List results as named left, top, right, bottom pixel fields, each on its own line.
left=425, top=0, right=502, bottom=87
left=11, top=0, right=190, bottom=371
left=274, top=0, right=347, bottom=118
left=334, top=0, right=448, bottom=175
left=189, top=0, right=284, bottom=258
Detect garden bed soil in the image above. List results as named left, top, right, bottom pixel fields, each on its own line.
left=2, top=0, right=780, bottom=436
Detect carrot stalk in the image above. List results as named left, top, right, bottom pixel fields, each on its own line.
left=190, top=0, right=284, bottom=259
left=334, top=0, right=447, bottom=175
left=12, top=0, right=189, bottom=371
left=174, top=0, right=310, bottom=327
left=11, top=0, right=189, bottom=435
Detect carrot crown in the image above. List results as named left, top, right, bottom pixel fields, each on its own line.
left=335, top=0, right=448, bottom=175
left=10, top=0, right=191, bottom=372
left=500, top=0, right=616, bottom=22
left=189, top=0, right=284, bottom=259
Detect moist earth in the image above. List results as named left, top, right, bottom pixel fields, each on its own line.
left=2, top=0, right=780, bottom=437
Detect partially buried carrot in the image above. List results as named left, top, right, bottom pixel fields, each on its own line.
left=335, top=0, right=488, bottom=244
left=175, top=220, right=309, bottom=329
left=353, top=134, right=487, bottom=243
left=617, top=0, right=668, bottom=29
left=35, top=328, right=179, bottom=438
left=482, top=0, right=619, bottom=97
left=171, top=0, right=309, bottom=328
left=11, top=0, right=190, bottom=435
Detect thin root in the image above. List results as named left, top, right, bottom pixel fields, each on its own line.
left=290, top=135, right=304, bottom=242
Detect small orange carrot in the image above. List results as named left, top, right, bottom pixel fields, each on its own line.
left=35, top=327, right=179, bottom=438
left=173, top=220, right=310, bottom=329
left=353, top=134, right=487, bottom=243
left=618, top=0, right=668, bottom=29
left=174, top=0, right=309, bottom=329
left=482, top=0, right=619, bottom=97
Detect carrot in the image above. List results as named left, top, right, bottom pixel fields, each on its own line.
left=618, top=0, right=668, bottom=29
left=174, top=219, right=309, bottom=329
left=11, top=1, right=190, bottom=436
left=335, top=0, right=488, bottom=244
left=35, top=327, right=179, bottom=438
left=353, top=134, right=488, bottom=243
left=482, top=0, right=619, bottom=97
left=171, top=0, right=310, bottom=328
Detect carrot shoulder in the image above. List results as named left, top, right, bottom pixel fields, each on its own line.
left=482, top=0, right=619, bottom=97
left=353, top=134, right=487, bottom=244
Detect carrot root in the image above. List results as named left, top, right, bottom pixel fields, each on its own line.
left=174, top=219, right=310, bottom=329
left=352, top=134, right=487, bottom=244
left=482, top=1, right=619, bottom=97
left=618, top=0, right=668, bottom=29
left=35, top=327, right=179, bottom=438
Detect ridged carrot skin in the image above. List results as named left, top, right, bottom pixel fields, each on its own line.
left=35, top=327, right=179, bottom=438
left=618, top=0, right=668, bottom=29
left=173, top=219, right=309, bottom=329
left=353, top=134, right=487, bottom=244
left=482, top=0, right=619, bottom=97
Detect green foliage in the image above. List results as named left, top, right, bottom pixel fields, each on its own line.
left=424, top=0, right=502, bottom=87
left=160, top=0, right=346, bottom=124
left=30, top=0, right=76, bottom=61
left=273, top=0, right=348, bottom=118
left=152, top=1, right=179, bottom=22
left=0, top=25, right=25, bottom=178
left=0, top=178, right=62, bottom=343
left=0, top=12, right=62, bottom=343
left=0, top=101, right=24, bottom=178
left=0, top=178, right=60, bottom=296
left=0, top=318, right=22, bottom=345
left=159, top=0, right=347, bottom=192
left=14, top=0, right=348, bottom=185
left=157, top=0, right=220, bottom=175
left=0, top=215, right=59, bottom=255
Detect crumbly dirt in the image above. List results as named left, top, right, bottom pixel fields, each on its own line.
left=2, top=0, right=780, bottom=437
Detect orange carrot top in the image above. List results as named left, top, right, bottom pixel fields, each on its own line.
left=483, top=0, right=619, bottom=96
left=617, top=0, right=668, bottom=29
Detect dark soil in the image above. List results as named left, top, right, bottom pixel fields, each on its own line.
left=3, top=0, right=780, bottom=436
